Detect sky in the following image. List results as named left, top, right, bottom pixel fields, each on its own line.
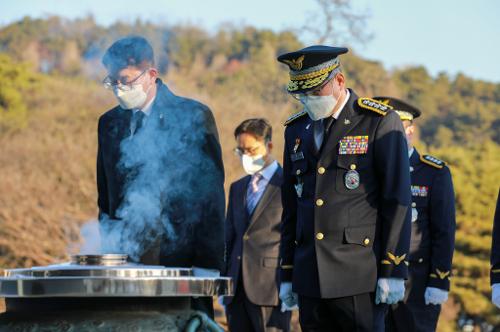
left=1, top=0, right=499, bottom=82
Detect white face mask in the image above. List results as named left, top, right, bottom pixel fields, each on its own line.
left=241, top=154, right=266, bottom=175
left=300, top=94, right=338, bottom=121
left=113, top=83, right=150, bottom=110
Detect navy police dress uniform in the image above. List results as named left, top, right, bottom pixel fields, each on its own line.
left=492, top=189, right=500, bottom=285
left=373, top=97, right=456, bottom=332
left=277, top=46, right=412, bottom=331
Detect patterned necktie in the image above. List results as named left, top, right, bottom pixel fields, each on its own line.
left=246, top=173, right=263, bottom=214
left=130, top=110, right=145, bottom=135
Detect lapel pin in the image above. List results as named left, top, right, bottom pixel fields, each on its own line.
left=306, top=124, right=311, bottom=130
left=344, top=119, right=351, bottom=125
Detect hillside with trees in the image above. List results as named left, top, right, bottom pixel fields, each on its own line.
left=0, top=16, right=499, bottom=330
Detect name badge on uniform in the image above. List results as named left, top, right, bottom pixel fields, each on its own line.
left=338, top=136, right=369, bottom=155
left=291, top=152, right=304, bottom=162
left=344, top=170, right=360, bottom=190
left=411, top=185, right=428, bottom=197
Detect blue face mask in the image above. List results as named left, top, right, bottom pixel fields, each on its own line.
left=299, top=94, right=338, bottom=121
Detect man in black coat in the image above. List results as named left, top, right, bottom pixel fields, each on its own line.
left=223, top=119, right=291, bottom=332
left=96, top=36, right=225, bottom=314
left=372, top=97, right=456, bottom=332
left=277, top=46, right=412, bottom=331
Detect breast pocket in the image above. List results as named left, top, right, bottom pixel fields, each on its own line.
left=335, top=155, right=374, bottom=195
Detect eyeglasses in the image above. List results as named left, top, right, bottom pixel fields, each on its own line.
left=233, top=145, right=262, bottom=156
left=291, top=78, right=333, bottom=101
left=102, top=69, right=148, bottom=91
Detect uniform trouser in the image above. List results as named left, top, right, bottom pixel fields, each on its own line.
left=298, top=293, right=374, bottom=332
left=226, top=277, right=291, bottom=332
left=386, top=301, right=441, bottom=332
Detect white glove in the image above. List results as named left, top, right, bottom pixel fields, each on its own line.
left=424, top=287, right=448, bottom=305
left=192, top=267, right=220, bottom=278
left=492, top=283, right=500, bottom=308
left=279, top=282, right=298, bottom=312
left=375, top=278, right=405, bottom=304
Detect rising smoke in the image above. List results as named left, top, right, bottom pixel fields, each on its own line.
left=99, top=90, right=221, bottom=262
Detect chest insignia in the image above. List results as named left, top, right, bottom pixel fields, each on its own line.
left=338, top=136, right=369, bottom=155
left=411, top=185, right=429, bottom=197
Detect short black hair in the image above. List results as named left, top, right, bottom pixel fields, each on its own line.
left=102, top=36, right=154, bottom=71
left=234, top=118, right=272, bottom=142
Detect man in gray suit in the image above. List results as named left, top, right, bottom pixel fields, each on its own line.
left=223, top=119, right=291, bottom=332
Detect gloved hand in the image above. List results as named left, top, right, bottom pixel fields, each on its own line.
left=375, top=278, right=405, bottom=304
left=424, top=287, right=448, bottom=305
left=279, top=282, right=298, bottom=312
left=192, top=267, right=220, bottom=278
left=492, top=283, right=500, bottom=308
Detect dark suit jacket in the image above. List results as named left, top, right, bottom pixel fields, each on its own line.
left=224, top=166, right=284, bottom=306
left=97, top=79, right=225, bottom=271
left=280, top=90, right=412, bottom=298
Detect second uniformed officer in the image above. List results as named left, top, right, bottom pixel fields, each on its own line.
left=372, top=96, right=456, bottom=332
left=277, top=46, right=412, bottom=331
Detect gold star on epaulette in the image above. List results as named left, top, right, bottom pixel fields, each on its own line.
left=420, top=155, right=446, bottom=169
left=357, top=97, right=393, bottom=116
left=284, top=110, right=307, bottom=126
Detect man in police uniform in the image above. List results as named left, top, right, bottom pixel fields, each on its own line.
left=490, top=189, right=500, bottom=308
left=372, top=96, right=456, bottom=332
left=277, top=46, right=412, bottom=331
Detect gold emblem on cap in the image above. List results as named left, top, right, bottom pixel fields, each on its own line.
left=283, top=55, right=305, bottom=71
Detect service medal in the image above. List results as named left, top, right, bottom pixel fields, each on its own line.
left=411, top=207, right=418, bottom=222
left=294, top=182, right=303, bottom=198
left=344, top=170, right=360, bottom=190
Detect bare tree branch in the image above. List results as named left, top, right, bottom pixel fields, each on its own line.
left=300, top=0, right=373, bottom=47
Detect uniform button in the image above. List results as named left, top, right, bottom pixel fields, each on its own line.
left=363, top=238, right=370, bottom=245
left=237, top=256, right=241, bottom=260
left=418, top=258, right=423, bottom=263
left=243, top=235, right=249, bottom=241
left=350, top=164, right=357, bottom=170
left=318, top=167, right=326, bottom=174
left=412, top=202, right=416, bottom=208
left=316, top=232, right=324, bottom=240
left=316, top=199, right=324, bottom=207
left=296, top=169, right=301, bottom=175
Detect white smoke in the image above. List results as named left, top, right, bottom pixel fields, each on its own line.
left=99, top=92, right=220, bottom=262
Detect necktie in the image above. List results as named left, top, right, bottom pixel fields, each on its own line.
left=130, top=111, right=145, bottom=135
left=314, top=116, right=336, bottom=151
left=246, top=173, right=263, bottom=214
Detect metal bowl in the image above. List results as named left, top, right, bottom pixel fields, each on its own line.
left=0, top=254, right=232, bottom=298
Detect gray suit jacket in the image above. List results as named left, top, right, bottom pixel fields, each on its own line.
left=224, top=166, right=283, bottom=306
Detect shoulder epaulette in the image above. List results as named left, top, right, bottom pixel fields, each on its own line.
left=284, top=110, right=307, bottom=126
left=357, top=97, right=393, bottom=116
left=420, top=155, right=446, bottom=169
